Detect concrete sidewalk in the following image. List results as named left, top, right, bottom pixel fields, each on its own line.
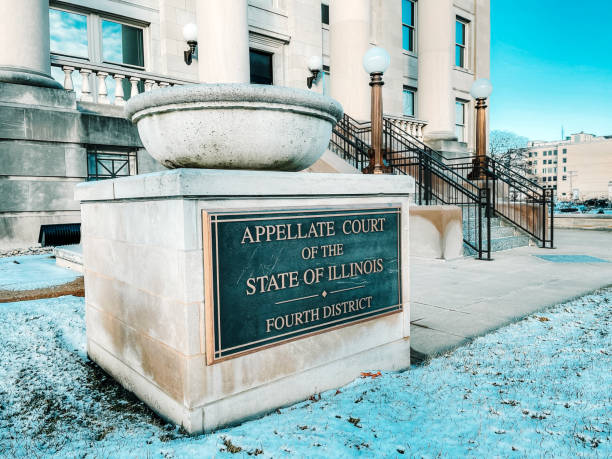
left=409, top=229, right=612, bottom=362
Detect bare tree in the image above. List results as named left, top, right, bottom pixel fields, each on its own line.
left=489, top=130, right=530, bottom=175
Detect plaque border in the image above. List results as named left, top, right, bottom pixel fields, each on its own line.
left=202, top=205, right=403, bottom=365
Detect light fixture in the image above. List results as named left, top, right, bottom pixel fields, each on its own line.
left=468, top=78, right=493, bottom=181
left=362, top=47, right=391, bottom=175
left=362, top=47, right=390, bottom=76
left=306, top=55, right=323, bottom=89
left=182, top=23, right=198, bottom=65
left=470, top=78, right=493, bottom=100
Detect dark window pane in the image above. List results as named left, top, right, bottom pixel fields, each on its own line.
left=102, top=20, right=144, bottom=67
left=250, top=50, right=273, bottom=85
left=456, top=20, right=465, bottom=45
left=321, top=4, right=329, bottom=25
left=49, top=9, right=88, bottom=58
left=402, top=26, right=413, bottom=52
left=403, top=89, right=414, bottom=117
left=402, top=0, right=414, bottom=26
left=455, top=45, right=464, bottom=67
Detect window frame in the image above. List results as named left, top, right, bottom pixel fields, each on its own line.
left=455, top=17, right=468, bottom=68
left=455, top=99, right=467, bottom=143
left=402, top=0, right=417, bottom=54
left=49, top=4, right=148, bottom=71
left=86, top=147, right=138, bottom=181
left=402, top=86, right=417, bottom=118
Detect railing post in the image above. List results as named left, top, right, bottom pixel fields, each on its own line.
left=79, top=68, right=93, bottom=102
left=485, top=187, right=491, bottom=260
left=130, top=77, right=140, bottom=98
left=96, top=71, right=109, bottom=104
left=477, top=189, right=483, bottom=260
left=549, top=189, right=554, bottom=248
left=144, top=79, right=156, bottom=92
left=62, top=65, right=74, bottom=91
left=113, top=74, right=125, bottom=105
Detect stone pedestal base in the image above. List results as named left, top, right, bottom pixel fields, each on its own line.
left=76, top=169, right=414, bottom=433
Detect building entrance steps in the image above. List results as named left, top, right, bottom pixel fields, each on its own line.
left=409, top=228, right=612, bottom=362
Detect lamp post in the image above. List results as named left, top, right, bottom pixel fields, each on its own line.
left=362, top=47, right=392, bottom=174
left=468, top=78, right=493, bottom=180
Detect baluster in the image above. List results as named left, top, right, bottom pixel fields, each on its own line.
left=79, top=68, right=93, bottom=102
left=97, top=71, right=109, bottom=104
left=129, top=77, right=140, bottom=98
left=62, top=66, right=74, bottom=91
left=144, top=79, right=155, bottom=92
left=113, top=74, right=125, bottom=105
left=159, top=81, right=170, bottom=89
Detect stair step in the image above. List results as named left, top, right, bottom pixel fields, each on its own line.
left=462, top=217, right=502, bottom=228
left=463, top=225, right=515, bottom=240
left=464, top=235, right=530, bottom=255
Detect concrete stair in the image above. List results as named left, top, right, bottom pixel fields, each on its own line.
left=462, top=212, right=530, bottom=255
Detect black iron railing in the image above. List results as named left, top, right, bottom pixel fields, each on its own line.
left=444, top=155, right=554, bottom=248
left=330, top=114, right=492, bottom=259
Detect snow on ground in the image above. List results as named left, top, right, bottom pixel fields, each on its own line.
left=0, top=255, right=80, bottom=291
left=0, top=291, right=610, bottom=458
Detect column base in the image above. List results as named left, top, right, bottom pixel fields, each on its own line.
left=0, top=66, right=63, bottom=89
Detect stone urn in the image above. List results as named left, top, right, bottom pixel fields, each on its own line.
left=124, top=84, right=343, bottom=171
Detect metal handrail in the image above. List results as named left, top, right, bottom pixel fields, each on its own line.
left=330, top=114, right=492, bottom=259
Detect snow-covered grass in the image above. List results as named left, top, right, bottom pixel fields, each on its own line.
left=0, top=255, right=80, bottom=291
left=0, top=290, right=610, bottom=457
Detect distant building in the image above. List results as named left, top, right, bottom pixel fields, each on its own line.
left=525, top=133, right=612, bottom=201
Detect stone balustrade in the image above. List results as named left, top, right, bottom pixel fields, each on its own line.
left=385, top=114, right=427, bottom=141
left=51, top=56, right=192, bottom=106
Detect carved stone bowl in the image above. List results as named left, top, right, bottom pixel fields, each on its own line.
left=124, top=83, right=343, bottom=171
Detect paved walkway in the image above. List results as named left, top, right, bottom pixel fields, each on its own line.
left=410, top=229, right=612, bottom=362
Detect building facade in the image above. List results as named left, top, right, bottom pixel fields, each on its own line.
left=0, top=0, right=490, bottom=248
left=526, top=133, right=612, bottom=201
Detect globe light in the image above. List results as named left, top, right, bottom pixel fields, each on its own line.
left=362, top=47, right=390, bottom=75
left=307, top=55, right=323, bottom=72
left=182, top=23, right=198, bottom=42
left=470, top=78, right=493, bottom=99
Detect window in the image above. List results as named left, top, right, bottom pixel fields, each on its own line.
left=528, top=152, right=532, bottom=157
left=533, top=160, right=538, bottom=165
left=563, top=148, right=567, bottom=154
left=49, top=7, right=146, bottom=101
left=455, top=100, right=466, bottom=142
left=87, top=148, right=137, bottom=181
left=101, top=20, right=144, bottom=67
left=403, top=87, right=416, bottom=117
left=563, top=166, right=566, bottom=172
left=543, top=151, right=547, bottom=156
left=533, top=169, right=538, bottom=174
left=321, top=3, right=329, bottom=25
left=563, top=157, right=567, bottom=163
left=554, top=150, right=558, bottom=155
left=50, top=9, right=88, bottom=58
left=50, top=7, right=145, bottom=67
left=562, top=176, right=567, bottom=181
left=553, top=176, right=557, bottom=181
left=455, top=19, right=467, bottom=67
left=250, top=49, right=273, bottom=85
left=402, top=0, right=416, bottom=53
left=534, top=152, right=538, bottom=157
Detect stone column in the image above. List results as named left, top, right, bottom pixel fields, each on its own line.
left=329, top=0, right=371, bottom=121
left=417, top=0, right=455, bottom=143
left=196, top=0, right=250, bottom=83
left=0, top=0, right=62, bottom=88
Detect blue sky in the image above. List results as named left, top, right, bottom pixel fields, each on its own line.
left=490, top=0, right=612, bottom=141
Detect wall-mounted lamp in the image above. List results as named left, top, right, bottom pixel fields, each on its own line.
left=306, top=55, right=323, bottom=88
left=182, top=23, right=198, bottom=65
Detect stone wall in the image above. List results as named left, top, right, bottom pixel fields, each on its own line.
left=0, top=82, right=164, bottom=248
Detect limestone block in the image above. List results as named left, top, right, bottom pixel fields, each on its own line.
left=409, top=205, right=463, bottom=260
